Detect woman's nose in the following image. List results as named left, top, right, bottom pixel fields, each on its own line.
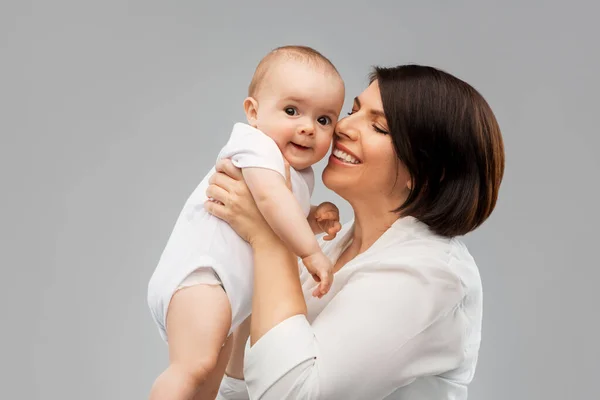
left=334, top=116, right=359, bottom=141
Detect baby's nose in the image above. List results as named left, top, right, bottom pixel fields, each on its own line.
left=298, top=122, right=315, bottom=135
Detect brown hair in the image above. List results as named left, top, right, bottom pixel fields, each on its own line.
left=248, top=45, right=341, bottom=97
left=372, top=65, right=505, bottom=237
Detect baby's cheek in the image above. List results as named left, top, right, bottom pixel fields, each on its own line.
left=316, top=140, right=333, bottom=159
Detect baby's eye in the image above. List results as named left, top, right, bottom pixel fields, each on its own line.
left=284, top=107, right=298, bottom=116
left=317, top=116, right=332, bottom=126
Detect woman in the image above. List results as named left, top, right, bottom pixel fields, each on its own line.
left=205, top=65, right=504, bottom=399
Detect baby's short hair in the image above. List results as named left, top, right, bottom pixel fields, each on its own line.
left=248, top=45, right=341, bottom=97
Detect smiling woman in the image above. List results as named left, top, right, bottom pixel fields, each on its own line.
left=326, top=66, right=504, bottom=237
left=322, top=80, right=410, bottom=215
left=207, top=64, right=504, bottom=400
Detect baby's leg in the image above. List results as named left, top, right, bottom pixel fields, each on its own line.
left=193, top=335, right=233, bottom=400
left=149, top=284, right=231, bottom=400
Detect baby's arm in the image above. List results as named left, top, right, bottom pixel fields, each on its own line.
left=242, top=167, right=333, bottom=296
left=242, top=167, right=321, bottom=259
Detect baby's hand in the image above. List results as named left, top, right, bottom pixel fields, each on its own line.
left=314, top=202, right=341, bottom=241
left=302, top=252, right=334, bottom=298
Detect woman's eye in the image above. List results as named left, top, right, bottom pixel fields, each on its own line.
left=284, top=107, right=298, bottom=116
left=317, top=116, right=331, bottom=125
left=373, top=124, right=389, bottom=134
left=347, top=109, right=357, bottom=116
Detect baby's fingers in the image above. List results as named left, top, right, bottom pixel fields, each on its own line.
left=322, top=231, right=336, bottom=241
left=312, top=286, right=322, bottom=298
left=315, top=210, right=338, bottom=222
left=329, top=221, right=342, bottom=235
left=321, top=221, right=342, bottom=241
left=313, top=270, right=332, bottom=298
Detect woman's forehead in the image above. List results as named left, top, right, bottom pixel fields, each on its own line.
left=355, top=81, right=385, bottom=112
left=357, top=81, right=381, bottom=102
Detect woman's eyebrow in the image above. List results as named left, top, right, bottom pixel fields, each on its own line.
left=370, top=109, right=385, bottom=118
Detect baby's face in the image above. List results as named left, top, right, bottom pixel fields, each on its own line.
left=251, top=61, right=345, bottom=170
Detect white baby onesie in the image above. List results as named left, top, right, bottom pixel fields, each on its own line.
left=147, top=123, right=314, bottom=340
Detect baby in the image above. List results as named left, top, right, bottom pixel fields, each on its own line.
left=147, top=45, right=345, bottom=399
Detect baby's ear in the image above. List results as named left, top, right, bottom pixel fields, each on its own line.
left=243, top=97, right=259, bottom=127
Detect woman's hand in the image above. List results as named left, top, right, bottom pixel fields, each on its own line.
left=204, top=158, right=275, bottom=246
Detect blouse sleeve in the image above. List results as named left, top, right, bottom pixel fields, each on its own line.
left=243, top=260, right=467, bottom=400
left=216, top=375, right=249, bottom=400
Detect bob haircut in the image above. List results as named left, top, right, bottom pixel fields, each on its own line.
left=372, top=65, right=505, bottom=237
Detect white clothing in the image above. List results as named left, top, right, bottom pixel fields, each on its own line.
left=217, top=216, right=483, bottom=400
left=147, top=123, right=314, bottom=340
left=176, top=267, right=222, bottom=290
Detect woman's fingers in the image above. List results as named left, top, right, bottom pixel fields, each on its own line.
left=206, top=162, right=270, bottom=244
left=204, top=199, right=229, bottom=222
left=208, top=171, right=238, bottom=193
left=206, top=184, right=230, bottom=205
left=210, top=161, right=250, bottom=202
left=283, top=158, right=292, bottom=190
left=215, top=158, right=243, bottom=180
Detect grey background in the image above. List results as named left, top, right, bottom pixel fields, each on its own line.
left=2, top=1, right=598, bottom=399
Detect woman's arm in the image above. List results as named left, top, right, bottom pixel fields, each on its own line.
left=247, top=227, right=307, bottom=345
left=225, top=317, right=251, bottom=380
left=216, top=318, right=252, bottom=400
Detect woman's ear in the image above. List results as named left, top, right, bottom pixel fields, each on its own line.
left=243, top=97, right=259, bottom=128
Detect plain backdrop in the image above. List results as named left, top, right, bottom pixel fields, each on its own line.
left=2, top=1, right=599, bottom=399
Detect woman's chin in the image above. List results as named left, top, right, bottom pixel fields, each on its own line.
left=322, top=164, right=348, bottom=193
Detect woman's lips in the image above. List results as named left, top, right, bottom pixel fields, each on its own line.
left=329, top=153, right=360, bottom=166
left=333, top=143, right=361, bottom=163
left=330, top=143, right=361, bottom=165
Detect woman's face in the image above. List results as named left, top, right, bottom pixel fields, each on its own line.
left=322, top=80, right=411, bottom=208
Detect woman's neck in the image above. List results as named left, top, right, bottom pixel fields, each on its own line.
left=347, top=202, right=401, bottom=255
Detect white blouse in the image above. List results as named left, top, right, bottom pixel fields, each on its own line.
left=217, top=216, right=483, bottom=400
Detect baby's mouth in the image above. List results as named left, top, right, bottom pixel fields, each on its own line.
left=291, top=142, right=310, bottom=151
